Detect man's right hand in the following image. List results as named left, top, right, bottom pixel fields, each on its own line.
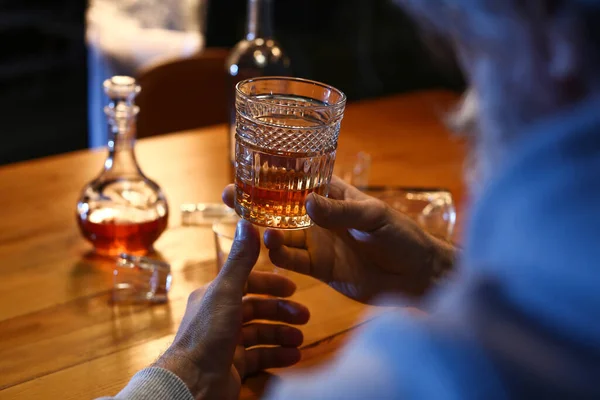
left=223, top=177, right=456, bottom=303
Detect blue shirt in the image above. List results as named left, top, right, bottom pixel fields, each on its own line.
left=264, top=98, right=600, bottom=399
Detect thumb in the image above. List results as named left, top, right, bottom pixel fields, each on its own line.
left=174, top=220, right=259, bottom=377
left=218, top=219, right=260, bottom=292
left=306, top=193, right=388, bottom=232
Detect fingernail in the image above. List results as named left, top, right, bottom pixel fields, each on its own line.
left=348, top=228, right=370, bottom=241
left=235, top=220, right=248, bottom=240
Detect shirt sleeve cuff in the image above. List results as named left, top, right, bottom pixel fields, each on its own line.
left=115, top=367, right=194, bottom=400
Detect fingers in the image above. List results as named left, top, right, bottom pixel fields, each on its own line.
left=328, top=175, right=369, bottom=201
left=222, top=184, right=235, bottom=209
left=244, top=347, right=301, bottom=376
left=269, top=246, right=312, bottom=276
left=246, top=271, right=297, bottom=298
left=217, top=220, right=260, bottom=294
left=242, top=297, right=310, bottom=325
left=328, top=175, right=353, bottom=199
left=306, top=194, right=388, bottom=232
left=263, top=229, right=285, bottom=249
left=242, top=324, right=304, bottom=348
left=263, top=229, right=307, bottom=250
left=232, top=346, right=246, bottom=378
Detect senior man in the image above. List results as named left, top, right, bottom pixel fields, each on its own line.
left=100, top=0, right=600, bottom=398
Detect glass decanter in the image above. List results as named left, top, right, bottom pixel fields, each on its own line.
left=76, top=76, right=169, bottom=256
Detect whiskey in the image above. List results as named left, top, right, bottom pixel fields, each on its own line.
left=235, top=148, right=335, bottom=229
left=236, top=178, right=327, bottom=224
left=77, top=212, right=168, bottom=256
left=236, top=180, right=327, bottom=216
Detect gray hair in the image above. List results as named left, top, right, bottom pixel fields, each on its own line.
left=396, top=0, right=600, bottom=193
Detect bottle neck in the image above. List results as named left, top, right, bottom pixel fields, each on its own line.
left=104, top=116, right=141, bottom=177
left=246, top=0, right=274, bottom=40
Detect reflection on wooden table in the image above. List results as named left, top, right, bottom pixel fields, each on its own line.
left=0, top=90, right=463, bottom=399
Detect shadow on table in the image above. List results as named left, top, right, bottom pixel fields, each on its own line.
left=69, top=250, right=177, bottom=341
left=70, top=249, right=171, bottom=301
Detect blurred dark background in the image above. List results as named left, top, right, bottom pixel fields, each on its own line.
left=0, top=0, right=464, bottom=166
left=0, top=0, right=88, bottom=165
left=207, top=0, right=464, bottom=99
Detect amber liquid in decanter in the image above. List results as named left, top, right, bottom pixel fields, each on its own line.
left=77, top=206, right=169, bottom=256
left=76, top=76, right=169, bottom=256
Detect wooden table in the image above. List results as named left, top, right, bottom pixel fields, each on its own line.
left=0, top=91, right=464, bottom=399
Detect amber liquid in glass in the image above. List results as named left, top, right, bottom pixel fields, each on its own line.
left=78, top=213, right=168, bottom=256
left=236, top=178, right=327, bottom=219
left=235, top=147, right=335, bottom=229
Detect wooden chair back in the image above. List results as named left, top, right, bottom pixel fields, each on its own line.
left=135, top=48, right=230, bottom=138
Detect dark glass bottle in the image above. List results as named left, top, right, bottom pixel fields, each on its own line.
left=225, top=0, right=292, bottom=166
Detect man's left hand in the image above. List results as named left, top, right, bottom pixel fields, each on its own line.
left=155, top=220, right=310, bottom=399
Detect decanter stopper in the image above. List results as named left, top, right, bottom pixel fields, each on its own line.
left=103, top=76, right=141, bottom=135
left=104, top=76, right=140, bottom=105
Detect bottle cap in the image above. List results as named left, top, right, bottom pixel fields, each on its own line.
left=103, top=76, right=141, bottom=103
left=103, top=76, right=141, bottom=122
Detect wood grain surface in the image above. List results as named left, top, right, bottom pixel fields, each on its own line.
left=0, top=91, right=464, bottom=399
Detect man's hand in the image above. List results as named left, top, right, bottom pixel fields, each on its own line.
left=223, top=177, right=455, bottom=303
left=155, top=220, right=310, bottom=400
